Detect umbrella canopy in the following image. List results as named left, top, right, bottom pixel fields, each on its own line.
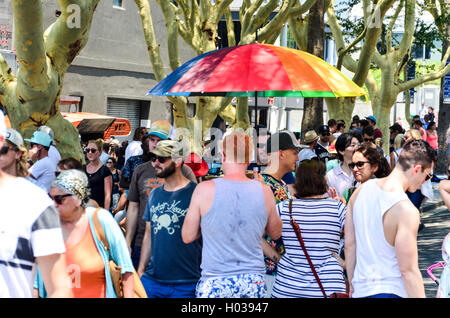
left=148, top=43, right=366, bottom=99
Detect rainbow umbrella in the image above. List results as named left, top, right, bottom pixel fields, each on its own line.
left=147, top=43, right=367, bottom=99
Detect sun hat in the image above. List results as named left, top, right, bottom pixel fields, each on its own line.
left=302, top=130, right=319, bottom=145
left=147, top=120, right=171, bottom=140
left=24, top=131, right=53, bottom=147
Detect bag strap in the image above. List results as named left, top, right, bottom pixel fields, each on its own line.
left=91, top=207, right=110, bottom=253
left=288, top=199, right=328, bottom=298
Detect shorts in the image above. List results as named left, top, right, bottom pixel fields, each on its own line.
left=140, top=276, right=197, bottom=298
left=196, top=273, right=266, bottom=298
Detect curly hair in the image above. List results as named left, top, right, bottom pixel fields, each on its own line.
left=355, top=143, right=391, bottom=178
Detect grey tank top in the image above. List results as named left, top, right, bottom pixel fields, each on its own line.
left=200, top=178, right=268, bottom=277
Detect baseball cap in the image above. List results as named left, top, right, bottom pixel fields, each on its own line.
left=266, top=131, right=301, bottom=153
left=150, top=139, right=183, bottom=158
left=5, top=128, right=25, bottom=149
left=366, top=115, right=377, bottom=124
left=24, top=131, right=53, bottom=147
left=318, top=125, right=330, bottom=134
left=37, top=125, right=54, bottom=140
left=147, top=120, right=171, bottom=140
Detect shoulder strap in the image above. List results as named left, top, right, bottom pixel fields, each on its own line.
left=91, top=207, right=110, bottom=252
left=288, top=199, right=328, bottom=298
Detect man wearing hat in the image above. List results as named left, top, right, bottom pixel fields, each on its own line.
left=298, top=130, right=319, bottom=163
left=315, top=125, right=332, bottom=164
left=37, top=125, right=61, bottom=166
left=0, top=112, right=72, bottom=298
left=126, top=124, right=196, bottom=269
left=366, top=115, right=383, bottom=139
left=121, top=120, right=171, bottom=188
left=25, top=130, right=58, bottom=191
left=256, top=130, right=300, bottom=296
left=138, top=140, right=201, bottom=298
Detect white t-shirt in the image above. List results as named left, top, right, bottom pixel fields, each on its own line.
left=48, top=145, right=61, bottom=167
left=0, top=177, right=65, bottom=298
left=29, top=156, right=57, bottom=192
left=124, top=140, right=143, bottom=164
left=326, top=163, right=357, bottom=198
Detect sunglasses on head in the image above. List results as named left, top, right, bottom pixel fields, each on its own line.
left=349, top=161, right=369, bottom=169
left=150, top=155, right=170, bottom=164
left=50, top=193, right=72, bottom=204
left=0, top=144, right=17, bottom=155
left=85, top=148, right=97, bottom=153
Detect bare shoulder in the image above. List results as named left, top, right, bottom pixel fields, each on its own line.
left=193, top=179, right=216, bottom=198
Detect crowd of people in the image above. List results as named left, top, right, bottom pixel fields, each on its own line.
left=1, top=108, right=450, bottom=299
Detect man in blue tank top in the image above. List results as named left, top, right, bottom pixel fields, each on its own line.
left=137, top=140, right=201, bottom=298
left=182, top=131, right=282, bottom=298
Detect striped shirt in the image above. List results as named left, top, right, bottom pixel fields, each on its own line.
left=271, top=198, right=346, bottom=298
left=0, top=177, right=65, bottom=298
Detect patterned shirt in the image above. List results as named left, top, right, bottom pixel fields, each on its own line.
left=261, top=174, right=291, bottom=276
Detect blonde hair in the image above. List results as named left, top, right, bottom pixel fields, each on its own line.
left=221, top=131, right=254, bottom=164
left=406, top=129, right=421, bottom=141
left=88, top=139, right=103, bottom=152
left=394, top=133, right=404, bottom=149
left=16, top=148, right=29, bottom=178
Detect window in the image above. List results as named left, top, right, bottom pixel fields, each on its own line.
left=113, top=0, right=123, bottom=7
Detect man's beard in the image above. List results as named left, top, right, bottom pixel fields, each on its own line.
left=155, top=161, right=176, bottom=178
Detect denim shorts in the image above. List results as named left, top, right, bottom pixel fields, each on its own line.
left=196, top=273, right=266, bottom=298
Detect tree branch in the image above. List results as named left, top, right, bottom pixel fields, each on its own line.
left=224, top=7, right=236, bottom=47
left=44, top=0, right=100, bottom=75
left=0, top=52, right=15, bottom=97
left=397, top=45, right=450, bottom=92
left=258, top=0, right=295, bottom=43
left=134, top=0, right=166, bottom=82
left=386, top=0, right=404, bottom=54
left=336, top=27, right=367, bottom=70
left=157, top=0, right=181, bottom=70
left=394, top=0, right=415, bottom=61
left=12, top=0, right=49, bottom=92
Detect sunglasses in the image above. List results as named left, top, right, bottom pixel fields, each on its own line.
left=364, top=138, right=374, bottom=142
left=321, top=132, right=330, bottom=136
left=0, top=144, right=17, bottom=155
left=150, top=155, right=170, bottom=164
left=85, top=148, right=97, bottom=153
left=50, top=193, right=73, bottom=204
left=106, top=161, right=113, bottom=164
left=425, top=171, right=433, bottom=181
left=349, top=161, right=369, bottom=169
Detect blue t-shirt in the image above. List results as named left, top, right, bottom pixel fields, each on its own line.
left=142, top=181, right=201, bottom=284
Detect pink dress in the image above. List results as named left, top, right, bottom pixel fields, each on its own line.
left=427, top=131, right=438, bottom=150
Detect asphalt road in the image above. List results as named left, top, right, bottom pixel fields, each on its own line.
left=418, top=202, right=450, bottom=298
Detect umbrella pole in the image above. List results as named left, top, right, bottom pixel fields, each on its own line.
left=254, top=91, right=258, bottom=135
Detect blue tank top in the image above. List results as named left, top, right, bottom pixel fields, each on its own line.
left=200, top=178, right=268, bottom=277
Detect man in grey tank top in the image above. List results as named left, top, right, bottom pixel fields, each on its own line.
left=345, top=140, right=437, bottom=298
left=182, top=131, right=282, bottom=298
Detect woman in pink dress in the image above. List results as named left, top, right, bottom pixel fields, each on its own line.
left=426, top=121, right=438, bottom=151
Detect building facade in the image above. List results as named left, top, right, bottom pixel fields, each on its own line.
left=1, top=0, right=196, bottom=139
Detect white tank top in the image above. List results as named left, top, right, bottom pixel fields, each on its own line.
left=351, top=179, right=409, bottom=298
